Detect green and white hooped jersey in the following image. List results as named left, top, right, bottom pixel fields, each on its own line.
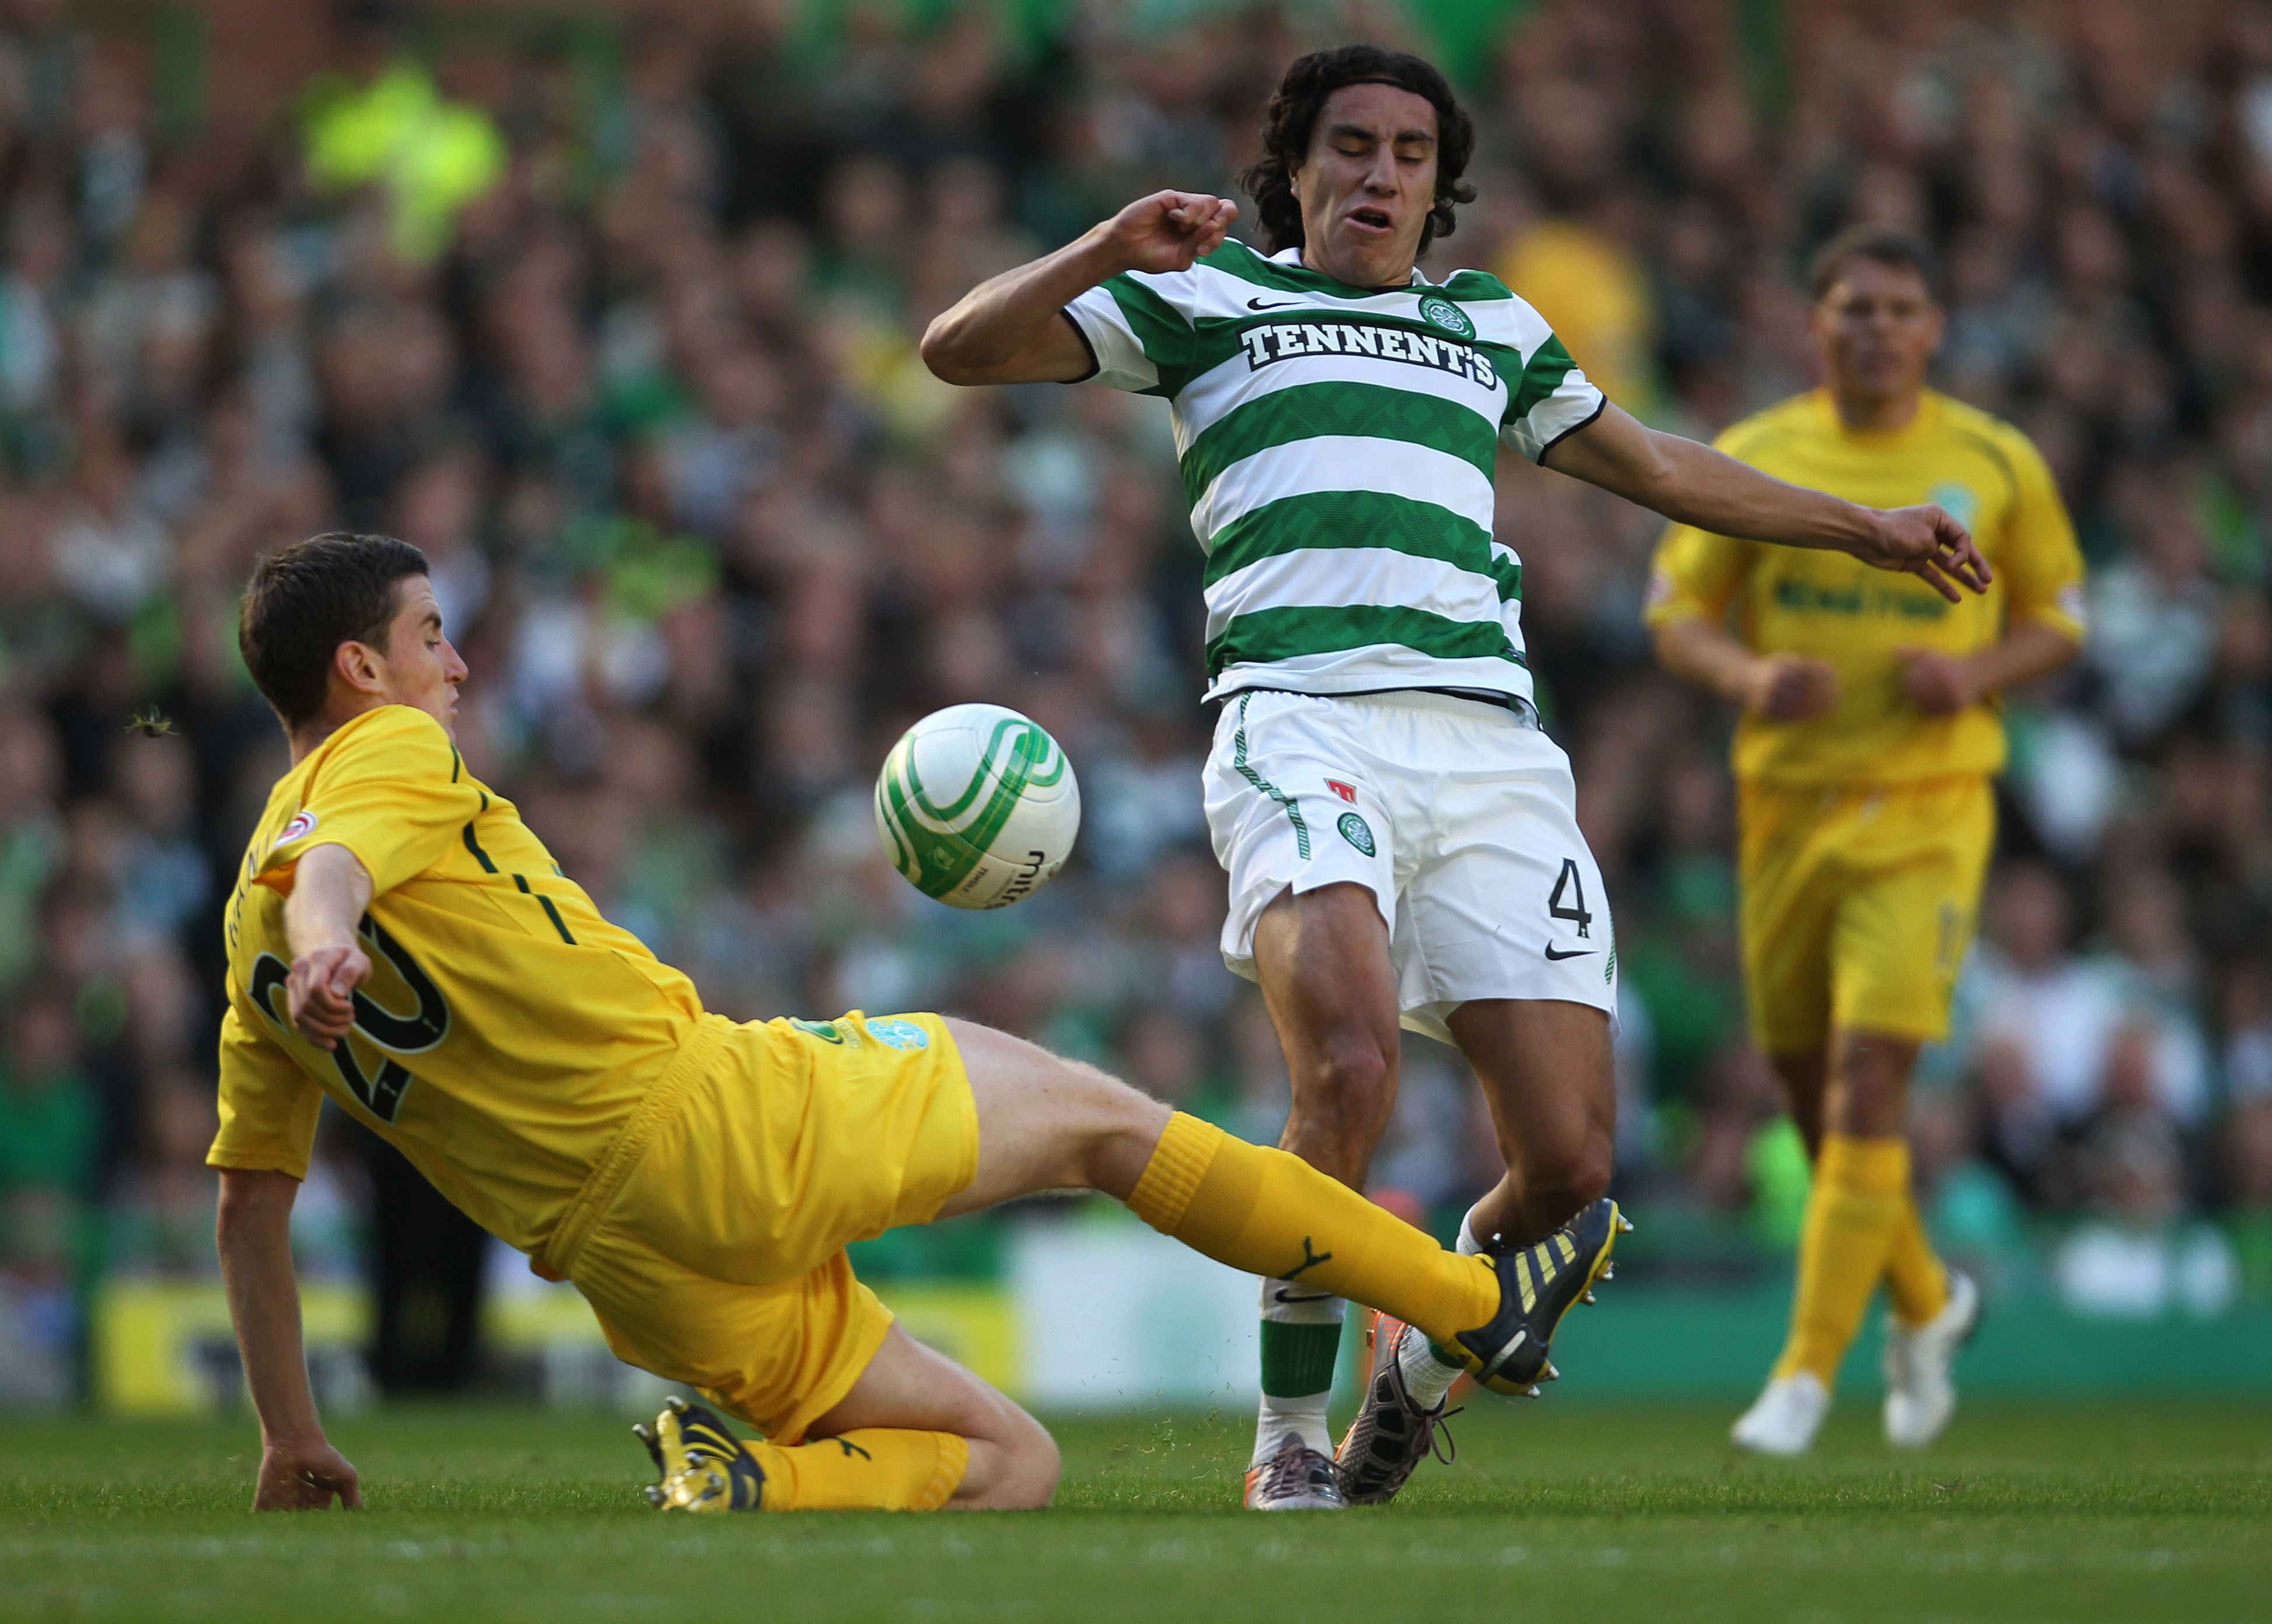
left=1064, top=240, right=1605, bottom=705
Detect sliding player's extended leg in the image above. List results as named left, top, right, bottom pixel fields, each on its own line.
left=927, top=1017, right=1173, bottom=1213
left=937, top=1016, right=1556, bottom=1373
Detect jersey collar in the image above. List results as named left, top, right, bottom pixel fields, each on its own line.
left=1809, top=386, right=1943, bottom=445
left=1269, top=243, right=1428, bottom=294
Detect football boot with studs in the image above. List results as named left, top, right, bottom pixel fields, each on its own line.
left=634, top=1395, right=767, bottom=1512
left=1334, top=1314, right=1461, bottom=1506
left=1449, top=1197, right=1630, bottom=1397
left=1243, top=1432, right=1345, bottom=1510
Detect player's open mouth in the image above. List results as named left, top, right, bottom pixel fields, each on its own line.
left=1348, top=207, right=1393, bottom=234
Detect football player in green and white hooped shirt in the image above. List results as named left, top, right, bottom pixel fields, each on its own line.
left=923, top=44, right=1991, bottom=1511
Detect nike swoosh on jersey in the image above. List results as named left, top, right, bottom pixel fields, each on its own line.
left=1246, top=296, right=1302, bottom=310
left=1543, top=946, right=1596, bottom=961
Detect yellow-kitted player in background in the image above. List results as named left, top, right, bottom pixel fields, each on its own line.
left=1647, top=225, right=2085, bottom=1455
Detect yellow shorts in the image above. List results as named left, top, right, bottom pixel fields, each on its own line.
left=562, top=1010, right=978, bottom=1443
left=1738, top=776, right=1994, bottom=1056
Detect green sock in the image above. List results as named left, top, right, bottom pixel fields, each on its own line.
left=1254, top=1290, right=1342, bottom=1464
left=1260, top=1319, right=1342, bottom=1395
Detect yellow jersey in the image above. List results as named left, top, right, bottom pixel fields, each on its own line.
left=207, top=704, right=705, bottom=1252
left=1647, top=389, right=2085, bottom=785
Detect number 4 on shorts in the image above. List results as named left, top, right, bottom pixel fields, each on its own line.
left=1549, top=858, right=1593, bottom=940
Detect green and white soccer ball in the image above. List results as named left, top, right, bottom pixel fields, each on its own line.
left=874, top=704, right=1081, bottom=909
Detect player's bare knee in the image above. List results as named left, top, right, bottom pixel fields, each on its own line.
left=1064, top=1060, right=1170, bottom=1195
left=1000, top=1412, right=1061, bottom=1508
left=962, top=1408, right=1060, bottom=1509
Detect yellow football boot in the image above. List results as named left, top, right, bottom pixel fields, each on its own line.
left=634, top=1395, right=767, bottom=1512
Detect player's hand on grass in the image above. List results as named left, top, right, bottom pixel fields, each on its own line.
left=1097, top=191, right=1239, bottom=275
left=1851, top=504, right=1993, bottom=602
left=255, top=1437, right=363, bottom=1511
left=1895, top=646, right=1980, bottom=715
left=285, top=943, right=370, bottom=1049
left=1743, top=653, right=1840, bottom=720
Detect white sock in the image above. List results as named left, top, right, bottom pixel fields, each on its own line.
left=1252, top=1391, right=1333, bottom=1462
left=1254, top=1275, right=1343, bottom=1464
left=1396, top=1325, right=1466, bottom=1409
left=1395, top=1209, right=1484, bottom=1409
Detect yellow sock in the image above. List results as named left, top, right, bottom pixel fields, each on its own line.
left=750, top=1429, right=969, bottom=1511
left=1771, top=1133, right=1909, bottom=1384
left=1881, top=1195, right=1949, bottom=1328
left=1126, top=1112, right=1498, bottom=1346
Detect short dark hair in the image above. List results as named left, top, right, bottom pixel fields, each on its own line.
left=1239, top=45, right=1477, bottom=258
left=240, top=532, right=429, bottom=728
left=1808, top=223, right=1944, bottom=306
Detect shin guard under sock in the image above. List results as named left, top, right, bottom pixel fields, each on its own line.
left=753, top=1429, right=969, bottom=1511
left=1127, top=1112, right=1498, bottom=1350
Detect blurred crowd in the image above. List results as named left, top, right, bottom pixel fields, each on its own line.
left=5, top=0, right=2272, bottom=1398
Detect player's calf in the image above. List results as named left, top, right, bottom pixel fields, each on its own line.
left=1478, top=1132, right=1613, bottom=1246
left=1452, top=996, right=1618, bottom=1246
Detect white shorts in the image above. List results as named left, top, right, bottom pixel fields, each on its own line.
left=1204, top=688, right=1618, bottom=1044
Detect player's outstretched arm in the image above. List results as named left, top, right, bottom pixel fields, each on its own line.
left=920, top=191, right=1238, bottom=387
left=1545, top=402, right=1993, bottom=603
left=217, top=1168, right=363, bottom=1510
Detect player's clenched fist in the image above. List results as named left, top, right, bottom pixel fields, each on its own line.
left=1098, top=191, right=1239, bottom=275
left=256, top=1438, right=364, bottom=1511
left=1742, top=652, right=1840, bottom=720
left=285, top=942, right=370, bottom=1049
left=1894, top=646, right=1981, bottom=715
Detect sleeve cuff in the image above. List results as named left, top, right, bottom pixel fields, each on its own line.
left=1058, top=308, right=1101, bottom=384
left=205, top=1150, right=310, bottom=1180
left=1537, top=393, right=1607, bottom=460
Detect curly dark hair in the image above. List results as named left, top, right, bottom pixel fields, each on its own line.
left=1237, top=45, right=1477, bottom=259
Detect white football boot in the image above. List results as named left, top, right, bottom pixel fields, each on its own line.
left=1731, top=1371, right=1830, bottom=1457
left=1882, top=1268, right=1980, bottom=1448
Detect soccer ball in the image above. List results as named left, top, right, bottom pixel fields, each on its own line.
left=873, top=704, right=1081, bottom=909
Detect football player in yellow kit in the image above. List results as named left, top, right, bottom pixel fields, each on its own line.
left=212, top=531, right=1625, bottom=1514
left=1648, top=225, right=2084, bottom=1454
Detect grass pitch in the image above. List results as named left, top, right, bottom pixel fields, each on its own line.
left=3, top=1398, right=2267, bottom=1623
